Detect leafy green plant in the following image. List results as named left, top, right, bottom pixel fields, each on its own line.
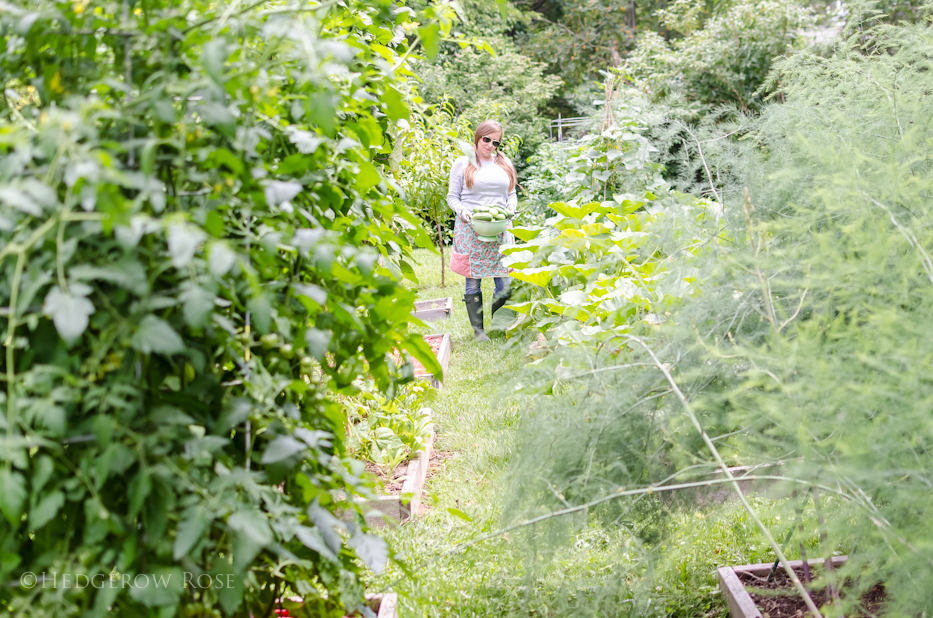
left=345, top=384, right=434, bottom=480
left=506, top=101, right=720, bottom=346
left=0, top=0, right=454, bottom=616
left=520, top=98, right=666, bottom=213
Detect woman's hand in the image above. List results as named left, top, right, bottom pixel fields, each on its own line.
left=461, top=210, right=472, bottom=223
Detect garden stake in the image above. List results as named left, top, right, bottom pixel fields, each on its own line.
left=768, top=491, right=809, bottom=583
left=800, top=542, right=811, bottom=584
left=812, top=488, right=842, bottom=608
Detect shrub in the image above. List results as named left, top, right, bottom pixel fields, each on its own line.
left=412, top=40, right=562, bottom=170
left=623, top=0, right=814, bottom=111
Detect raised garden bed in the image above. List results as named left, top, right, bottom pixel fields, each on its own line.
left=357, top=410, right=436, bottom=528
left=413, top=297, right=453, bottom=321
left=413, top=333, right=451, bottom=389
left=718, top=556, right=885, bottom=618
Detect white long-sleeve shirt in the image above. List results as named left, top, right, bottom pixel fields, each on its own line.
left=446, top=156, right=518, bottom=218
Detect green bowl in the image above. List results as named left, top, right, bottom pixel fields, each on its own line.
left=472, top=218, right=509, bottom=242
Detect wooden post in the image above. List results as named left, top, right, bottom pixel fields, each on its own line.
left=435, top=199, right=445, bottom=287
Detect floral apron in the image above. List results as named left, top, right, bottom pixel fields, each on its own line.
left=449, top=217, right=512, bottom=278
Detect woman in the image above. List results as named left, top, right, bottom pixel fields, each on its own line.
left=447, top=120, right=518, bottom=341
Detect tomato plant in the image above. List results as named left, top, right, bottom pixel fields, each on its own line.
left=0, top=0, right=456, bottom=615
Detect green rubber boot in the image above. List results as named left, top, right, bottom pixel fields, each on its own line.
left=491, top=288, right=511, bottom=317
left=464, top=293, right=490, bottom=342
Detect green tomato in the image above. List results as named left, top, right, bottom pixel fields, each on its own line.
left=260, top=333, right=279, bottom=349
left=280, top=344, right=295, bottom=359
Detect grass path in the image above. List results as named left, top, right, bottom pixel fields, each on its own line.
left=370, top=249, right=571, bottom=617
left=367, top=250, right=840, bottom=618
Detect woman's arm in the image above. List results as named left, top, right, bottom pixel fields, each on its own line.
left=506, top=186, right=518, bottom=211
left=447, top=158, right=469, bottom=221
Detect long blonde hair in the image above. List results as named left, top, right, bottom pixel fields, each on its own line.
left=464, top=120, right=517, bottom=192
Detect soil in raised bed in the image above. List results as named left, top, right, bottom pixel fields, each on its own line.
left=365, top=461, right=409, bottom=494
left=738, top=567, right=885, bottom=617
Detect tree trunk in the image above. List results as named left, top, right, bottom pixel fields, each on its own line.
left=611, top=47, right=623, bottom=66
left=436, top=204, right=445, bottom=287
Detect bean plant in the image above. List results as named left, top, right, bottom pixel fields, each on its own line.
left=0, top=0, right=455, bottom=616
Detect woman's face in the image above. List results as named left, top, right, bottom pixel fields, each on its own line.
left=477, top=131, right=502, bottom=159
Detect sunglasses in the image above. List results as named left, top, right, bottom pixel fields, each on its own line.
left=481, top=136, right=501, bottom=148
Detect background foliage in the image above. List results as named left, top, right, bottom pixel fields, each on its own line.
left=505, top=10, right=933, bottom=617
left=623, top=0, right=814, bottom=112
left=412, top=40, right=561, bottom=170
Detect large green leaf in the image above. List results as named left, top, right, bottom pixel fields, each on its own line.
left=402, top=335, right=443, bottom=379
left=227, top=510, right=273, bottom=547
left=510, top=265, right=557, bottom=287
left=131, top=316, right=184, bottom=355
left=548, top=201, right=605, bottom=219
left=418, top=23, right=440, bottom=58
left=347, top=531, right=389, bottom=575
left=167, top=223, right=205, bottom=269
left=42, top=286, right=95, bottom=344
left=173, top=507, right=209, bottom=560
left=295, top=525, right=338, bottom=563
left=0, top=470, right=26, bottom=527
left=181, top=285, right=215, bottom=329
left=29, top=490, right=64, bottom=530
left=509, top=226, right=544, bottom=241
left=260, top=436, right=307, bottom=464
left=357, top=161, right=381, bottom=191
